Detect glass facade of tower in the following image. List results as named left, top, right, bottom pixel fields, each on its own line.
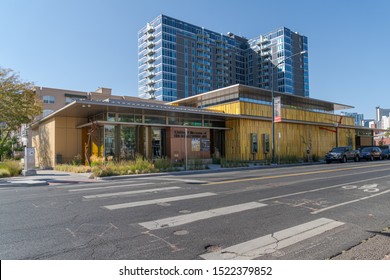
left=138, top=15, right=309, bottom=101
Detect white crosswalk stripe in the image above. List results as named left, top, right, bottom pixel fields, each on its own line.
left=200, top=218, right=344, bottom=260
left=137, top=177, right=207, bottom=184
left=139, top=201, right=267, bottom=230
left=83, top=186, right=181, bottom=199
left=68, top=182, right=155, bottom=192
left=104, top=192, right=217, bottom=210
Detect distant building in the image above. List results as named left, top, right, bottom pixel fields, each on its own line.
left=381, top=115, right=390, bottom=130
left=341, top=112, right=364, bottom=126
left=361, top=119, right=375, bottom=128
left=138, top=15, right=309, bottom=102
left=376, top=106, right=390, bottom=129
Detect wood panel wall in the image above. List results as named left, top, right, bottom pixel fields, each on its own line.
left=210, top=101, right=356, bottom=161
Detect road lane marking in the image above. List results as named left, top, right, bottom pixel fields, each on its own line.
left=311, top=189, right=390, bottom=214
left=341, top=184, right=379, bottom=192
left=200, top=218, right=344, bottom=260
left=258, top=174, right=390, bottom=202
left=55, top=180, right=137, bottom=189
left=104, top=192, right=217, bottom=210
left=139, top=202, right=267, bottom=230
left=137, top=177, right=207, bottom=184
left=68, top=182, right=155, bottom=192
left=204, top=164, right=390, bottom=186
left=83, top=186, right=181, bottom=199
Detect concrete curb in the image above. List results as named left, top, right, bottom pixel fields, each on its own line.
left=96, top=161, right=324, bottom=180
left=0, top=180, right=49, bottom=187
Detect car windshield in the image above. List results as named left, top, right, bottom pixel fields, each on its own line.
left=361, top=147, right=372, bottom=152
left=331, top=148, right=346, bottom=152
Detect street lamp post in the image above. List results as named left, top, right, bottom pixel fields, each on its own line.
left=271, top=50, right=307, bottom=164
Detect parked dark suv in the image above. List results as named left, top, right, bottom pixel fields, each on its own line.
left=381, top=148, right=390, bottom=159
left=359, top=147, right=383, bottom=161
left=325, top=146, right=360, bottom=163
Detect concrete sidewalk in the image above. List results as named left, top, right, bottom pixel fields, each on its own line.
left=332, top=228, right=390, bottom=260
left=0, top=169, right=95, bottom=187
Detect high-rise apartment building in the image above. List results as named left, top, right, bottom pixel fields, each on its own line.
left=341, top=112, right=365, bottom=126
left=376, top=106, right=390, bottom=129
left=138, top=15, right=309, bottom=102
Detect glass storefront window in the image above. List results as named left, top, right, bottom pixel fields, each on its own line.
left=93, top=113, right=106, bottom=121
left=168, top=117, right=180, bottom=125
left=152, top=128, right=161, bottom=159
left=108, top=113, right=116, bottom=122
left=118, top=114, right=134, bottom=123
left=104, top=125, right=116, bottom=157
left=120, top=126, right=136, bottom=160
left=144, top=115, right=166, bottom=124
left=183, top=119, right=202, bottom=126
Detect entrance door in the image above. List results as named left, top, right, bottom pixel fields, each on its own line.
left=210, top=129, right=225, bottom=157
left=151, top=128, right=167, bottom=159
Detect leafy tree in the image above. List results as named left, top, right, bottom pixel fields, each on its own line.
left=0, top=68, right=42, bottom=160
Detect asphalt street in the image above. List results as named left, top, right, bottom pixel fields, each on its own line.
left=0, top=161, right=390, bottom=260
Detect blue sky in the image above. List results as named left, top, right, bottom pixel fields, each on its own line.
left=1, top=0, right=389, bottom=119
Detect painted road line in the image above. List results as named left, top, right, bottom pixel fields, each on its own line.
left=83, top=186, right=181, bottom=199
left=68, top=182, right=155, bottom=192
left=311, top=189, right=390, bottom=214
left=104, top=192, right=217, bottom=210
left=56, top=180, right=138, bottom=189
left=204, top=164, right=390, bottom=186
left=258, top=174, right=390, bottom=202
left=137, top=177, right=208, bottom=184
left=139, top=202, right=267, bottom=230
left=200, top=218, right=344, bottom=260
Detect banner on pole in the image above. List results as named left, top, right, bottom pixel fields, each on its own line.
left=274, top=96, right=282, bottom=122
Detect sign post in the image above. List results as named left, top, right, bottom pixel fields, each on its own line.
left=22, top=147, right=37, bottom=176
left=185, top=128, right=188, bottom=171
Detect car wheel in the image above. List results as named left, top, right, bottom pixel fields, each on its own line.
left=326, top=160, right=331, bottom=164
left=380, top=155, right=383, bottom=160
left=354, top=156, right=359, bottom=162
left=370, top=155, right=374, bottom=161
left=341, top=156, right=347, bottom=163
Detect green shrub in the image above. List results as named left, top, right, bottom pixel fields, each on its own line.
left=279, top=155, right=300, bottom=164
left=134, top=156, right=155, bottom=172
left=71, top=154, right=83, bottom=166
left=154, top=157, right=176, bottom=171
left=220, top=158, right=248, bottom=168
left=0, top=168, right=11, bottom=178
left=54, top=164, right=92, bottom=173
left=0, top=160, right=22, bottom=176
left=311, top=154, right=320, bottom=162
left=189, top=158, right=206, bottom=170
left=90, top=155, right=105, bottom=167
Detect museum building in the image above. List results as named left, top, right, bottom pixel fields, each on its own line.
left=30, top=84, right=374, bottom=168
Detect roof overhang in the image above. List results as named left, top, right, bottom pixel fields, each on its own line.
left=30, top=99, right=237, bottom=129
left=169, top=84, right=354, bottom=112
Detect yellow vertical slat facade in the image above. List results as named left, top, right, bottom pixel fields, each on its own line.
left=210, top=101, right=355, bottom=161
